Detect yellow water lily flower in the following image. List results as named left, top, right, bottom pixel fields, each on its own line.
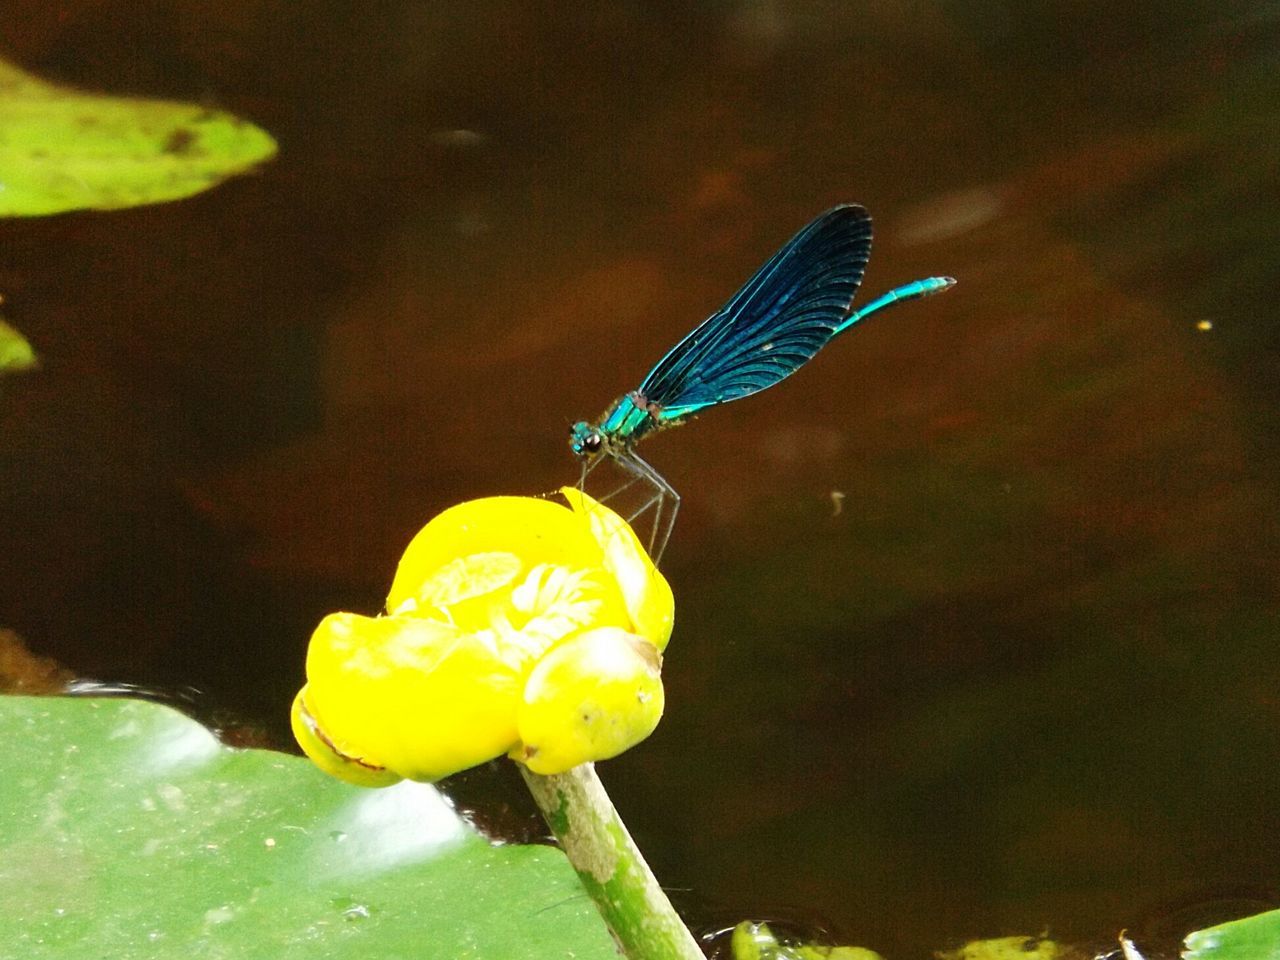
left=292, top=488, right=673, bottom=784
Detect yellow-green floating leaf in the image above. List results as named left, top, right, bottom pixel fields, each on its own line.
left=0, top=317, right=37, bottom=372
left=0, top=58, right=277, bottom=217
left=730, top=921, right=884, bottom=960
left=936, top=935, right=1078, bottom=960
left=1184, top=908, right=1280, bottom=960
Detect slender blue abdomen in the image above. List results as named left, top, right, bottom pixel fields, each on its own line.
left=837, top=276, right=955, bottom=334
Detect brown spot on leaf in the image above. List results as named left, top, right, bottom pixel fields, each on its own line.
left=164, top=127, right=198, bottom=155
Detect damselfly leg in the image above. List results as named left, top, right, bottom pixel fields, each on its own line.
left=577, top=451, right=680, bottom=565
left=612, top=451, right=680, bottom=564
left=581, top=452, right=647, bottom=506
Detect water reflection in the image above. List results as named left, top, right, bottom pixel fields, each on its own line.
left=1, top=2, right=1278, bottom=956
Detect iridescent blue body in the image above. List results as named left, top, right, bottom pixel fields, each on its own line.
left=570, top=204, right=954, bottom=559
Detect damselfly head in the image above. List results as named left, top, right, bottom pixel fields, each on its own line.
left=569, top=421, right=603, bottom=457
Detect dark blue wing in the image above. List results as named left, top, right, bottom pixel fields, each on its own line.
left=637, top=204, right=872, bottom=415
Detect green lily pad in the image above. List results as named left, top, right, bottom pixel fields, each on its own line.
left=0, top=695, right=618, bottom=959
left=0, top=58, right=276, bottom=217
left=1184, top=908, right=1280, bottom=960
left=0, top=317, right=37, bottom=372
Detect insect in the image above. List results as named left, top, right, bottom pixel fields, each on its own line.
left=570, top=204, right=954, bottom=562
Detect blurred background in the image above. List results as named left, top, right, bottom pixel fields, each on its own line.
left=1, top=2, right=1278, bottom=956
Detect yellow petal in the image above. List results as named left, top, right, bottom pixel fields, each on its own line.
left=561, top=487, right=674, bottom=650
left=304, top=612, right=527, bottom=782
left=388, top=497, right=606, bottom=617
left=290, top=688, right=401, bottom=788
left=513, top=626, right=665, bottom=775
left=398, top=550, right=525, bottom=633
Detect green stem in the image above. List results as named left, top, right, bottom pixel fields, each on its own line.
left=520, top=763, right=704, bottom=960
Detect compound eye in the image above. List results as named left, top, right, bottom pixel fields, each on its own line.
left=582, top=433, right=603, bottom=454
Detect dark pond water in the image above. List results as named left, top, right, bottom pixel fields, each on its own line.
left=2, top=3, right=1279, bottom=956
